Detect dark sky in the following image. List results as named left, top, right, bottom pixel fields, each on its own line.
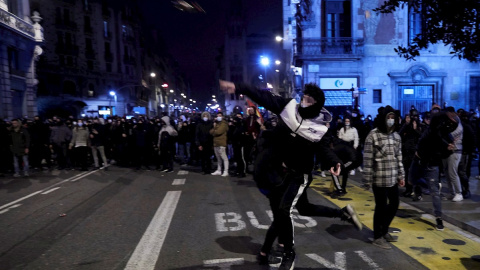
left=139, top=0, right=282, bottom=102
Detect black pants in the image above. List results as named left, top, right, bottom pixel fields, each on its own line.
left=233, top=144, right=246, bottom=175
left=53, top=143, right=68, bottom=169
left=74, top=146, right=89, bottom=170
left=199, top=146, right=213, bottom=173
left=372, top=184, right=400, bottom=239
left=261, top=171, right=313, bottom=254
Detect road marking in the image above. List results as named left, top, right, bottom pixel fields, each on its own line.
left=203, top=258, right=244, bottom=269
left=215, top=212, right=246, bottom=232
left=172, top=178, right=186, bottom=185
left=0, top=170, right=93, bottom=211
left=124, top=191, right=181, bottom=270
left=70, top=170, right=101, bottom=182
left=0, top=204, right=22, bottom=215
left=41, top=187, right=61, bottom=195
left=177, top=170, right=188, bottom=175
left=354, top=251, right=382, bottom=269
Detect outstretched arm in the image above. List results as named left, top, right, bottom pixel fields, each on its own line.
left=219, top=80, right=291, bottom=115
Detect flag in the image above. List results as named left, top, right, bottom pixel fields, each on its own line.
left=246, top=99, right=264, bottom=124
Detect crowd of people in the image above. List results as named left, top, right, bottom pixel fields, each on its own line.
left=2, top=89, right=480, bottom=268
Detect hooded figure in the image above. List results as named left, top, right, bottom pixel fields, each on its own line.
left=363, top=105, right=405, bottom=249
left=157, top=116, right=178, bottom=172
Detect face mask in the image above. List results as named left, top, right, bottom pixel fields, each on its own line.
left=345, top=123, right=350, bottom=126
left=216, top=117, right=222, bottom=122
left=298, top=102, right=322, bottom=119
left=300, top=101, right=312, bottom=108
left=203, top=117, right=208, bottom=122
left=73, top=121, right=77, bottom=126
left=108, top=119, right=112, bottom=123
left=386, top=119, right=395, bottom=127
left=77, top=123, right=83, bottom=127
left=271, top=122, right=277, bottom=127
left=352, top=113, right=357, bottom=117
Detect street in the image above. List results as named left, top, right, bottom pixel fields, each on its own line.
left=0, top=165, right=478, bottom=269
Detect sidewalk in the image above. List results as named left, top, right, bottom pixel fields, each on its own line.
left=350, top=165, right=480, bottom=237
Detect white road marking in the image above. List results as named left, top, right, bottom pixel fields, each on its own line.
left=306, top=253, right=346, bottom=270
left=70, top=170, right=101, bottom=182
left=172, top=178, right=186, bottom=185
left=0, top=204, right=22, bottom=215
left=124, top=191, right=181, bottom=270
left=203, top=258, right=244, bottom=269
left=41, top=187, right=61, bottom=195
left=0, top=170, right=94, bottom=211
left=177, top=170, right=188, bottom=175
left=354, top=251, right=382, bottom=269
left=215, top=212, right=246, bottom=232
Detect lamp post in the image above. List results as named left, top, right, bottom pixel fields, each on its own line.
left=260, top=56, right=270, bottom=89
left=109, top=90, right=117, bottom=116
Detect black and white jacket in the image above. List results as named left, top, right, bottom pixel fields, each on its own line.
left=236, top=83, right=341, bottom=175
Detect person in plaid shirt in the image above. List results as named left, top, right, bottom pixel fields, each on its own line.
left=363, top=105, right=405, bottom=249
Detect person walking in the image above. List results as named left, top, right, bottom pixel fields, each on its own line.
left=210, top=112, right=229, bottom=177
left=363, top=106, right=405, bottom=250
left=69, top=120, right=90, bottom=171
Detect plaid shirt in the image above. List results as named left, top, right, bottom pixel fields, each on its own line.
left=363, top=128, right=405, bottom=187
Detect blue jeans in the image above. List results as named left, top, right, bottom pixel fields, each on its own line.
left=409, top=157, right=442, bottom=217
left=13, top=154, right=29, bottom=175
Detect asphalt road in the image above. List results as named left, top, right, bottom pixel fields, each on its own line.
left=0, top=166, right=436, bottom=269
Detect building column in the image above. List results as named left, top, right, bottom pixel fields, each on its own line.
left=0, top=43, right=11, bottom=119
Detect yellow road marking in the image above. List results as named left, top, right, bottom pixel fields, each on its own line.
left=310, top=176, right=480, bottom=270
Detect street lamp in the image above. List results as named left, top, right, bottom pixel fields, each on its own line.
left=260, top=56, right=270, bottom=88
left=150, top=72, right=156, bottom=78
left=275, top=36, right=283, bottom=42
left=109, top=91, right=117, bottom=116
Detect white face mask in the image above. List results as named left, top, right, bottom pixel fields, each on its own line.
left=300, top=101, right=312, bottom=108
left=387, top=119, right=395, bottom=127
left=216, top=117, right=222, bottom=122
left=345, top=123, right=350, bottom=126
left=203, top=117, right=208, bottom=122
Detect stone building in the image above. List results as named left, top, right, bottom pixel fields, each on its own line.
left=30, top=0, right=151, bottom=118
left=283, top=0, right=480, bottom=117
left=0, top=0, right=43, bottom=119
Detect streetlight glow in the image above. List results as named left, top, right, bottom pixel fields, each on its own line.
left=150, top=72, right=156, bottom=78
left=109, top=91, right=116, bottom=96
left=275, top=60, right=281, bottom=65
left=275, top=36, right=283, bottom=42
left=170, top=89, right=174, bottom=93
left=260, top=56, right=270, bottom=66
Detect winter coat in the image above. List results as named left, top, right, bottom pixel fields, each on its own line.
left=70, top=127, right=90, bottom=148
left=195, top=119, right=214, bottom=147
left=10, top=127, right=30, bottom=156
left=338, top=126, right=359, bottom=149
left=157, top=116, right=178, bottom=147
left=210, top=119, right=228, bottom=147
left=50, top=124, right=72, bottom=146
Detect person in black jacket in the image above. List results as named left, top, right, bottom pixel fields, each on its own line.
left=195, top=112, right=214, bottom=174
left=220, top=80, right=361, bottom=270
left=409, top=111, right=458, bottom=231
left=230, top=113, right=247, bottom=177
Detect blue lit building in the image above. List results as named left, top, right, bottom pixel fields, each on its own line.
left=0, top=0, right=43, bottom=119
left=282, top=0, right=480, bottom=117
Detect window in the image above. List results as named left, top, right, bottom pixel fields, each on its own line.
left=87, top=60, right=94, bottom=70
left=84, top=16, right=92, bottom=31
left=86, top=38, right=93, bottom=51
left=8, top=0, right=19, bottom=16
left=66, top=56, right=74, bottom=67
left=373, top=89, right=382, bottom=103
left=7, top=47, right=19, bottom=72
left=106, top=63, right=112, bottom=72
left=409, top=3, right=424, bottom=44
left=63, top=9, right=70, bottom=24
left=103, top=21, right=109, bottom=37
left=324, top=0, right=351, bottom=38
left=55, top=7, right=62, bottom=24
left=104, top=42, right=111, bottom=54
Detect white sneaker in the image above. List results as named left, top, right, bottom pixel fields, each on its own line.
left=357, top=167, right=363, bottom=172
left=320, top=171, right=326, bottom=178
left=221, top=172, right=229, bottom=177
left=350, top=170, right=355, bottom=176
left=211, top=170, right=222, bottom=176
left=452, top=193, right=463, bottom=202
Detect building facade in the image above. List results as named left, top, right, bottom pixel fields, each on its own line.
left=30, top=0, right=153, bottom=118
left=0, top=0, right=43, bottom=119
left=284, top=0, right=480, bottom=118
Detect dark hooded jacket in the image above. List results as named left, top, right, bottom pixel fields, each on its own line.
left=416, top=112, right=457, bottom=166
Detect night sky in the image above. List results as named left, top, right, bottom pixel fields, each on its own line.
left=139, top=0, right=282, bottom=103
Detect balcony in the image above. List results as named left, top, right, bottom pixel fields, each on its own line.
left=0, top=8, right=35, bottom=38
left=293, top=38, right=364, bottom=61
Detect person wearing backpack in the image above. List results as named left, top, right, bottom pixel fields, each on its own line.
left=157, top=116, right=178, bottom=173
left=219, top=80, right=361, bottom=270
